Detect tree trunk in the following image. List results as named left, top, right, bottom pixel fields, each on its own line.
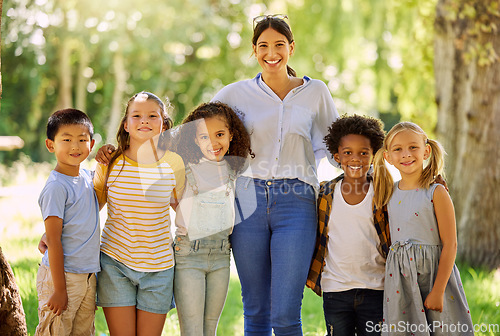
left=56, top=37, right=73, bottom=109
left=106, top=51, right=126, bottom=144
left=434, top=0, right=500, bottom=269
left=75, top=43, right=89, bottom=112
left=0, top=0, right=28, bottom=333
left=0, top=248, right=28, bottom=336
left=0, top=0, right=2, bottom=109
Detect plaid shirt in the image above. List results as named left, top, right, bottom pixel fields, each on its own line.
left=306, top=175, right=391, bottom=296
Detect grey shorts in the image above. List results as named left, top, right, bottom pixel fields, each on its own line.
left=97, top=252, right=174, bottom=314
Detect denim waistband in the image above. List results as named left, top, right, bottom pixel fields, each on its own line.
left=250, top=178, right=305, bottom=187
left=175, top=235, right=230, bottom=251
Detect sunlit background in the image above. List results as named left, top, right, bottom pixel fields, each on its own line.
left=1, top=0, right=437, bottom=165
left=0, top=1, right=445, bottom=331
left=5, top=1, right=499, bottom=336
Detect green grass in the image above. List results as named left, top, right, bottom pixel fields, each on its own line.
left=2, top=234, right=323, bottom=335
left=1, top=167, right=499, bottom=335
left=3, top=234, right=500, bottom=335
left=455, top=262, right=500, bottom=335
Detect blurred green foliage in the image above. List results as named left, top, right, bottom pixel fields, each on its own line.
left=1, top=0, right=437, bottom=164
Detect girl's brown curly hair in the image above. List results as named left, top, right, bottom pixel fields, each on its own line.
left=174, top=102, right=253, bottom=173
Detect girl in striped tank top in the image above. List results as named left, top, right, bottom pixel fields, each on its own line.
left=93, top=92, right=185, bottom=336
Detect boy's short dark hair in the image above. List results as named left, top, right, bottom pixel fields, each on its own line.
left=47, top=109, right=94, bottom=140
left=324, top=114, right=385, bottom=157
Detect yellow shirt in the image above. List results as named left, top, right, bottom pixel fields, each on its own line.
left=94, top=151, right=185, bottom=272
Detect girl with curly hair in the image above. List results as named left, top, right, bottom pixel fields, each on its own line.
left=172, top=102, right=252, bottom=336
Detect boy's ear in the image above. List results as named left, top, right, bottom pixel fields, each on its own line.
left=333, top=153, right=341, bottom=163
left=90, top=139, right=96, bottom=151
left=45, top=139, right=55, bottom=153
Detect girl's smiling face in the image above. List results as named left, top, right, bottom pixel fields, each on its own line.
left=195, top=116, right=232, bottom=162
left=384, top=129, right=430, bottom=178
left=253, top=28, right=294, bottom=75
left=124, top=100, right=164, bottom=143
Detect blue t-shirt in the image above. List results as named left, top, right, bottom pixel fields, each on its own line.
left=39, top=169, right=100, bottom=273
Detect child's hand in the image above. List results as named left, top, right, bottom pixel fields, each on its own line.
left=47, top=290, right=68, bottom=316
left=38, top=233, right=48, bottom=254
left=95, top=144, right=116, bottom=165
left=433, top=174, right=448, bottom=192
left=424, top=289, right=444, bottom=312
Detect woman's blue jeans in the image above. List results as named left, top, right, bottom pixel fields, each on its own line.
left=232, top=177, right=317, bottom=336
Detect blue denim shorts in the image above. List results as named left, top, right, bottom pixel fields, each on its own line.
left=97, top=252, right=174, bottom=314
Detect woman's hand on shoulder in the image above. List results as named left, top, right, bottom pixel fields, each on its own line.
left=95, top=144, right=116, bottom=165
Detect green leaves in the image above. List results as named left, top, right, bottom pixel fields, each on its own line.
left=1, top=0, right=454, bottom=161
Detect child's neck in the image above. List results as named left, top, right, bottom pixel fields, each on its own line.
left=398, top=174, right=421, bottom=190
left=54, top=163, right=80, bottom=177
left=200, top=156, right=225, bottom=163
left=125, top=139, right=162, bottom=164
left=340, top=175, right=370, bottom=205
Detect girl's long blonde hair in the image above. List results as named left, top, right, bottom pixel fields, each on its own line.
left=373, top=121, right=445, bottom=208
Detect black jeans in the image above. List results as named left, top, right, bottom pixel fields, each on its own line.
left=323, top=289, right=383, bottom=336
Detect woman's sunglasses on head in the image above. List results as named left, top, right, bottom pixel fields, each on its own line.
left=253, top=14, right=289, bottom=29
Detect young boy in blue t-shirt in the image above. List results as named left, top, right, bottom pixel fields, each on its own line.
left=36, top=109, right=100, bottom=336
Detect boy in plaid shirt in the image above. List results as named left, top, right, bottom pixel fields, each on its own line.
left=306, top=114, right=390, bottom=336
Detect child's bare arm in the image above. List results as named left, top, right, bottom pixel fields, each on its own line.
left=44, top=216, right=68, bottom=316
left=93, top=163, right=109, bottom=210
left=170, top=195, right=179, bottom=211
left=424, top=185, right=457, bottom=312
left=95, top=144, right=116, bottom=165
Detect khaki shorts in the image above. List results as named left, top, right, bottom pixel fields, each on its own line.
left=35, top=263, right=96, bottom=336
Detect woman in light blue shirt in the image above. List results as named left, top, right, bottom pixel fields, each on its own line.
left=212, top=15, right=339, bottom=336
